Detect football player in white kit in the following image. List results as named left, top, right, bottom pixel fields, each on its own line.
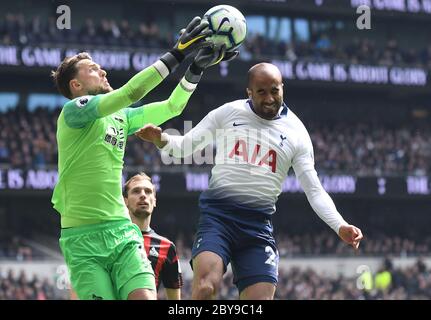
left=135, top=63, right=363, bottom=300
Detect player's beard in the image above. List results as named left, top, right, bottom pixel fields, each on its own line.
left=260, top=102, right=281, bottom=119
left=131, top=207, right=151, bottom=219
left=87, top=84, right=113, bottom=95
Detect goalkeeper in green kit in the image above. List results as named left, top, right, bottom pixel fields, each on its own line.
left=51, top=17, right=234, bottom=300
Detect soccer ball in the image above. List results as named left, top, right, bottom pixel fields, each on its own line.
left=203, top=5, right=247, bottom=52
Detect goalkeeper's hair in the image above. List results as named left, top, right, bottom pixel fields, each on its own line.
left=51, top=52, right=92, bottom=99
left=123, top=172, right=156, bottom=198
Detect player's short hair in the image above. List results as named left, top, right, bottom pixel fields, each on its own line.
left=123, top=172, right=156, bottom=198
left=247, top=66, right=254, bottom=89
left=51, top=52, right=93, bottom=99
left=247, top=63, right=262, bottom=88
left=247, top=63, right=283, bottom=89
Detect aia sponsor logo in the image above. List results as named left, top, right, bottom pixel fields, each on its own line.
left=228, top=139, right=277, bottom=173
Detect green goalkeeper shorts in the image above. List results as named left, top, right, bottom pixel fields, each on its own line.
left=59, top=219, right=155, bottom=300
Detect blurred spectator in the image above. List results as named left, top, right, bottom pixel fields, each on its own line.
left=0, top=141, right=9, bottom=163
left=374, top=257, right=393, bottom=293
left=0, top=236, right=33, bottom=261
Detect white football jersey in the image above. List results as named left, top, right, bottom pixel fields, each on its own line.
left=162, top=99, right=315, bottom=215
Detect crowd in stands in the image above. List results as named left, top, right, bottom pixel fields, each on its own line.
left=2, top=229, right=429, bottom=262
left=0, top=268, right=65, bottom=299
left=0, top=108, right=58, bottom=169
left=161, top=257, right=431, bottom=300
left=173, top=231, right=431, bottom=261
left=309, top=122, right=431, bottom=177
left=2, top=13, right=431, bottom=68
left=1, top=107, right=429, bottom=176
left=1, top=234, right=430, bottom=299
left=243, top=33, right=431, bottom=68
left=276, top=232, right=431, bottom=258
left=1, top=255, right=429, bottom=300
left=274, top=257, right=431, bottom=300
left=0, top=13, right=170, bottom=49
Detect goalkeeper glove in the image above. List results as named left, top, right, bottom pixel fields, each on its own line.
left=185, top=44, right=227, bottom=84
left=222, top=50, right=239, bottom=62
left=160, top=17, right=213, bottom=74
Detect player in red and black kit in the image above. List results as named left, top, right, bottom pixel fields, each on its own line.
left=124, top=172, right=183, bottom=299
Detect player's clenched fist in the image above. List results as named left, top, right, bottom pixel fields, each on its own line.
left=338, top=224, right=363, bottom=250
left=135, top=124, right=167, bottom=149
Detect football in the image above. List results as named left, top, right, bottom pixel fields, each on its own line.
left=203, top=4, right=247, bottom=52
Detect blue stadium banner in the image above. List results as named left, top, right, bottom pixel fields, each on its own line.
left=0, top=168, right=430, bottom=198
left=0, top=45, right=428, bottom=89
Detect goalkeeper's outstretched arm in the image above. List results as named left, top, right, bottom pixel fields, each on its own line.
left=126, top=43, right=227, bottom=134
left=97, top=16, right=213, bottom=118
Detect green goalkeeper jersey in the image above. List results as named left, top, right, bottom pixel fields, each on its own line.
left=52, top=63, right=196, bottom=228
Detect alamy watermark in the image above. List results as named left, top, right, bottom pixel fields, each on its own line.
left=56, top=5, right=71, bottom=30
left=356, top=5, right=372, bottom=30
left=56, top=264, right=71, bottom=290
left=356, top=264, right=373, bottom=290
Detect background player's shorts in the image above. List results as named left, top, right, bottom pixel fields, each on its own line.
left=60, top=219, right=155, bottom=300
left=191, top=211, right=279, bottom=293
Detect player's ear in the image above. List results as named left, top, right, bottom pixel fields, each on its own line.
left=123, top=196, right=128, bottom=207
left=69, top=79, right=81, bottom=92
left=246, top=88, right=252, bottom=98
